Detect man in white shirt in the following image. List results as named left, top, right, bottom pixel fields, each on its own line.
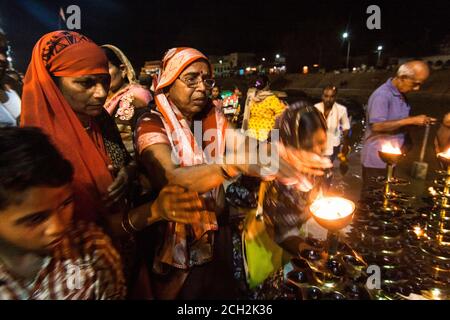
left=314, top=85, right=351, bottom=162
left=314, top=86, right=351, bottom=188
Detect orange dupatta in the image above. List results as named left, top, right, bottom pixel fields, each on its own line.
left=152, top=48, right=227, bottom=270
left=20, top=31, right=113, bottom=222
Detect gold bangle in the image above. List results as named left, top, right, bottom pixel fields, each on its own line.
left=121, top=214, right=133, bottom=234
left=127, top=212, right=140, bottom=232
left=121, top=212, right=140, bottom=234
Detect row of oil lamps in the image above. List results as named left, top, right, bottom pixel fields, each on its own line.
left=301, top=144, right=450, bottom=300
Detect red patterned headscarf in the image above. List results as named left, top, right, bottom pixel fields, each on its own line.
left=21, top=30, right=113, bottom=222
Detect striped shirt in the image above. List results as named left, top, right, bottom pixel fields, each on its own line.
left=0, top=222, right=126, bottom=300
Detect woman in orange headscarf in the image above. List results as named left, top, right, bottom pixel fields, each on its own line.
left=135, top=47, right=233, bottom=299
left=21, top=31, right=132, bottom=223
left=135, top=47, right=333, bottom=299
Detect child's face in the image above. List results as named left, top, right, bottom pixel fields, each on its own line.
left=0, top=184, right=74, bottom=254
left=311, top=128, right=327, bottom=156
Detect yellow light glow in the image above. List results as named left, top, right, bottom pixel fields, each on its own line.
left=413, top=226, right=424, bottom=238
left=381, top=142, right=402, bottom=154
left=431, top=288, right=441, bottom=300
left=428, top=187, right=438, bottom=196
left=437, top=148, right=450, bottom=159
left=302, top=66, right=309, bottom=74
left=310, top=197, right=355, bottom=220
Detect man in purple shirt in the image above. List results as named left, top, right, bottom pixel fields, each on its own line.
left=361, top=60, right=436, bottom=190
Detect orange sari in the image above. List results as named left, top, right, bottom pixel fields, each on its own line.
left=20, top=31, right=114, bottom=222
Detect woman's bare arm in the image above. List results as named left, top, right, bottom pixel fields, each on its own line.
left=140, top=143, right=229, bottom=193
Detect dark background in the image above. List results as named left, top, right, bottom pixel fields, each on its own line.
left=1, top=0, right=449, bottom=72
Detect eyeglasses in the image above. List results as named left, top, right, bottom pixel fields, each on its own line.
left=178, top=75, right=215, bottom=89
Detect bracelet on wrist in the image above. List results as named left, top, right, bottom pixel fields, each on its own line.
left=121, top=215, right=133, bottom=234
left=121, top=211, right=140, bottom=234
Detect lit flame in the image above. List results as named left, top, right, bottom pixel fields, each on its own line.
left=428, top=187, right=438, bottom=196
left=310, top=197, right=355, bottom=220
left=431, top=288, right=441, bottom=300
left=437, top=147, right=450, bottom=159
left=413, top=226, right=424, bottom=238
left=381, top=142, right=402, bottom=154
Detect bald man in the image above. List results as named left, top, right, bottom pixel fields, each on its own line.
left=361, top=60, right=436, bottom=191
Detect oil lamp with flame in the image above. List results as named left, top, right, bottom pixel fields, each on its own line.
left=413, top=225, right=425, bottom=239
left=298, top=196, right=373, bottom=299
left=345, top=145, right=450, bottom=299
left=437, top=147, right=450, bottom=164
left=417, top=146, right=450, bottom=293
left=432, top=148, right=450, bottom=245
left=310, top=197, right=355, bottom=257
left=378, top=142, right=405, bottom=211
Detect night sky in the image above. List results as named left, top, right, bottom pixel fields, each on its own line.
left=1, top=0, right=449, bottom=72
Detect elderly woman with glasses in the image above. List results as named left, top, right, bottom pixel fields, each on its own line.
left=135, top=47, right=332, bottom=299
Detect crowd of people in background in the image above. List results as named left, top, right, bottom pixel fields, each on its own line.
left=0, top=29, right=449, bottom=300
left=0, top=31, right=21, bottom=127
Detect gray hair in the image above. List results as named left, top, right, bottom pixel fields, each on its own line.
left=396, top=64, right=415, bottom=78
